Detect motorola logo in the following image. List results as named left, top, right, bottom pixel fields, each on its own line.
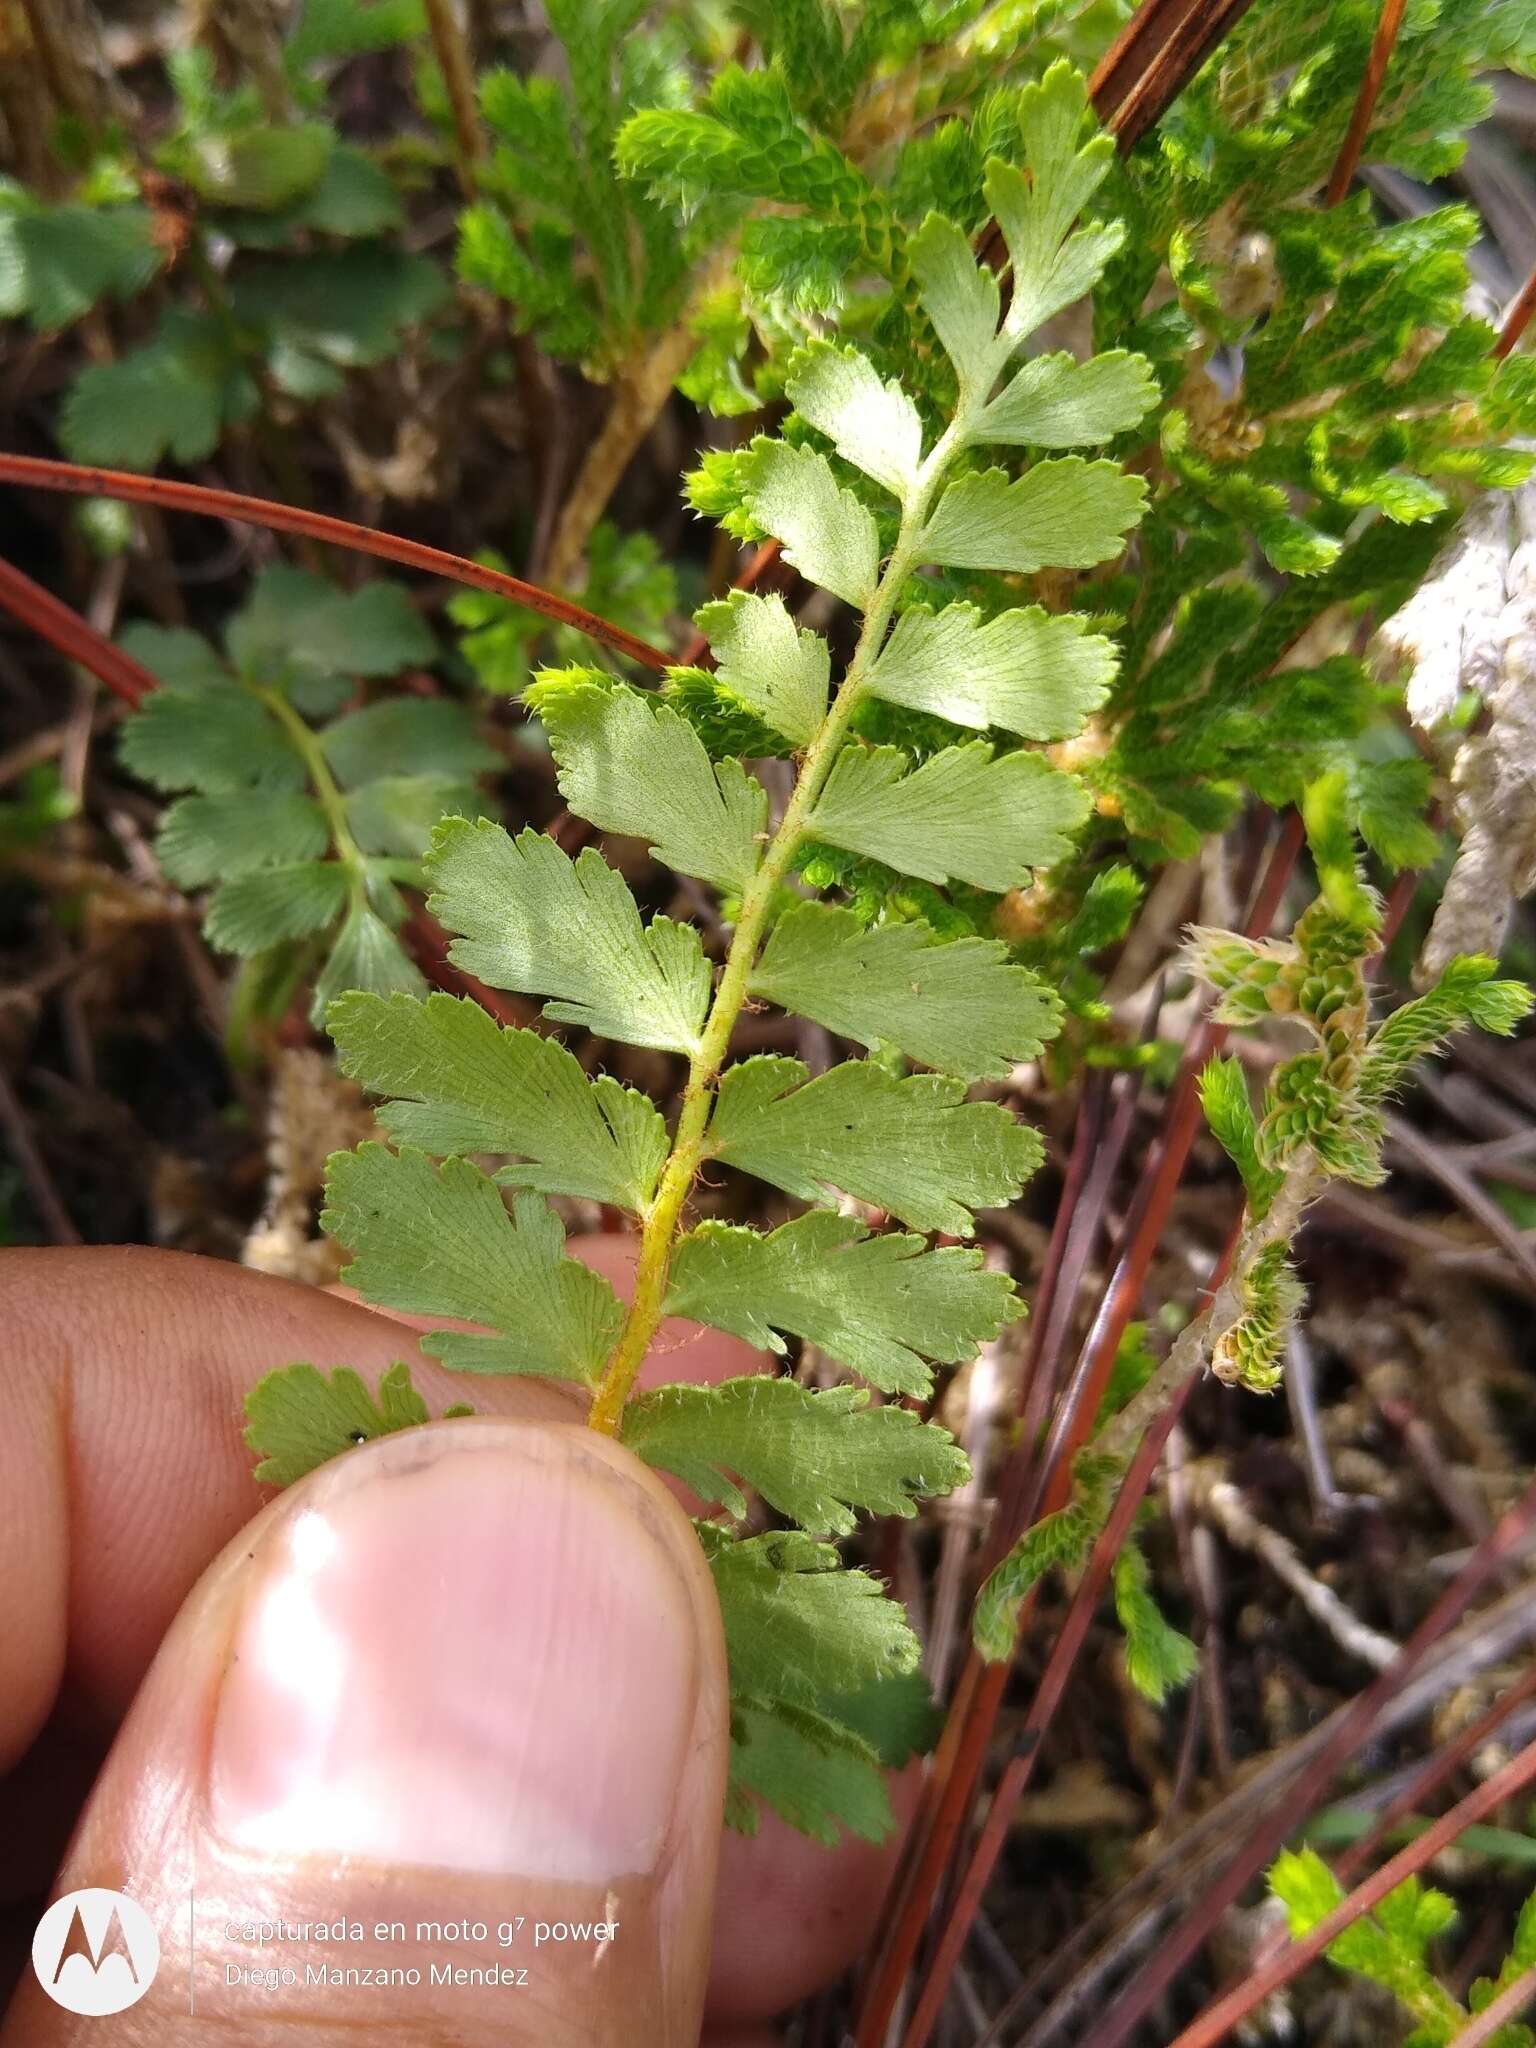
left=32, top=1888, right=161, bottom=2016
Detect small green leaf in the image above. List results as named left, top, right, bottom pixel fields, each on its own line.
left=975, top=350, right=1158, bottom=448
left=226, top=569, right=438, bottom=688
left=692, top=589, right=829, bottom=748
left=1199, top=1056, right=1285, bottom=1218
left=329, top=990, right=667, bottom=1212
left=343, top=774, right=482, bottom=858
left=983, top=67, right=1120, bottom=341
left=116, top=623, right=229, bottom=694
left=320, top=699, right=495, bottom=789
left=703, top=1526, right=921, bottom=1708
left=243, top=1360, right=472, bottom=1486
left=205, top=860, right=349, bottom=955
left=806, top=740, right=1090, bottom=891
left=529, top=677, right=766, bottom=894
left=623, top=1376, right=969, bottom=1534
left=739, top=440, right=881, bottom=611
left=312, top=901, right=426, bottom=1017
left=909, top=211, right=1000, bottom=393
left=868, top=601, right=1115, bottom=743
left=157, top=790, right=329, bottom=886
left=708, top=1055, right=1043, bottom=1235
left=428, top=820, right=710, bottom=1054
left=185, top=125, right=334, bottom=210
left=974, top=1504, right=1091, bottom=1662
left=120, top=687, right=302, bottom=796
left=785, top=340, right=923, bottom=502
left=323, top=1145, right=622, bottom=1383
left=729, top=1699, right=894, bottom=1847
left=667, top=1212, right=1021, bottom=1396
left=917, top=461, right=1147, bottom=575
left=750, top=901, right=1061, bottom=1079
left=1112, top=1541, right=1198, bottom=1704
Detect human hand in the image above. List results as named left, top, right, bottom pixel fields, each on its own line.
left=0, top=1244, right=907, bottom=2045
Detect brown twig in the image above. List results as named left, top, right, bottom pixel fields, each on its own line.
left=422, top=0, right=484, bottom=197
left=0, top=455, right=671, bottom=672
left=1496, top=265, right=1536, bottom=361
left=1334, top=1665, right=1536, bottom=1885
left=1092, top=0, right=1264, bottom=152
left=997, top=1574, right=1536, bottom=2048
left=1324, top=0, right=1408, bottom=207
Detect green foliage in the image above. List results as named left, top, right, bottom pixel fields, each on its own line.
left=706, top=1056, right=1042, bottom=1235
left=244, top=1361, right=473, bottom=1486
left=450, top=525, right=678, bottom=695
left=1188, top=844, right=1532, bottom=1396
left=118, top=570, right=492, bottom=1026
left=234, top=55, right=1162, bottom=1846
left=72, top=0, right=1527, bottom=1855
left=703, top=1523, right=921, bottom=1844
left=622, top=1376, right=969, bottom=1535
left=1267, top=1848, right=1536, bottom=2047
left=323, top=1144, right=624, bottom=1382
left=973, top=1451, right=1117, bottom=1663
left=665, top=1213, right=1021, bottom=1398
left=749, top=903, right=1061, bottom=1080
left=1111, top=1540, right=1198, bottom=1706
left=458, top=2, right=734, bottom=380
left=329, top=991, right=668, bottom=1212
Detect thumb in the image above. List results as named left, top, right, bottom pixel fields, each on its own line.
left=5, top=1418, right=728, bottom=2046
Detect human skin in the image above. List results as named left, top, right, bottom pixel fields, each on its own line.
left=0, top=1242, right=909, bottom=2046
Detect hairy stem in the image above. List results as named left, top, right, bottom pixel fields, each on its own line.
left=543, top=244, right=740, bottom=591
left=586, top=422, right=964, bottom=1434
left=1093, top=1157, right=1323, bottom=1467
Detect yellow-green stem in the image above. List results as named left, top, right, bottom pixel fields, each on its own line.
left=256, top=683, right=369, bottom=908
left=587, top=422, right=964, bottom=1435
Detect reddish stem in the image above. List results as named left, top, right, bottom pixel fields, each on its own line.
left=1451, top=1962, right=1536, bottom=2048
left=0, top=454, right=670, bottom=672
left=1323, top=0, right=1408, bottom=207
left=0, top=553, right=155, bottom=706
left=898, top=1389, right=1192, bottom=2048
left=1333, top=1665, right=1536, bottom=1885
left=855, top=813, right=1305, bottom=2048
left=1164, top=1726, right=1536, bottom=2048
left=1076, top=1470, right=1536, bottom=2048
left=1496, top=267, right=1536, bottom=362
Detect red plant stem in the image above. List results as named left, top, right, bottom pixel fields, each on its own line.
left=1451, top=1962, right=1536, bottom=2047
left=1323, top=0, right=1408, bottom=207
left=1076, top=1469, right=1536, bottom=2048
left=0, top=454, right=671, bottom=672
left=1163, top=1727, right=1536, bottom=2048
left=855, top=811, right=1305, bottom=2048
left=1496, top=267, right=1536, bottom=362
left=1333, top=1664, right=1536, bottom=1885
left=898, top=1389, right=1192, bottom=2048
left=1093, top=0, right=1264, bottom=152
left=0, top=553, right=154, bottom=706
